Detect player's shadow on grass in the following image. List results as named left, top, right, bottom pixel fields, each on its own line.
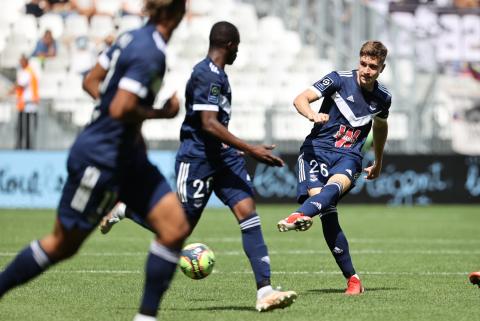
left=170, top=306, right=254, bottom=312
left=307, top=287, right=400, bottom=294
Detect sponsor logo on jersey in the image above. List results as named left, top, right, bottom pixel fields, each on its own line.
left=334, top=125, right=361, bottom=148
left=346, top=95, right=354, bottom=102
left=310, top=174, right=318, bottom=182
left=208, top=83, right=221, bottom=104
left=346, top=169, right=352, bottom=176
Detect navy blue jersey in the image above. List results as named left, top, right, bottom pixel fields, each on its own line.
left=176, top=57, right=236, bottom=161
left=71, top=22, right=167, bottom=168
left=305, top=70, right=392, bottom=159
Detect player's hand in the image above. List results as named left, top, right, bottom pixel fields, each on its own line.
left=363, top=161, right=382, bottom=180
left=248, top=144, right=284, bottom=167
left=160, top=92, right=180, bottom=118
left=308, top=112, right=329, bottom=124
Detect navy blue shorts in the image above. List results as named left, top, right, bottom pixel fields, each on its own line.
left=175, top=155, right=254, bottom=226
left=296, top=146, right=362, bottom=203
left=58, top=149, right=171, bottom=231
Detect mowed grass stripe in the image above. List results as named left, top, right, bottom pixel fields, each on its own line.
left=0, top=205, right=479, bottom=321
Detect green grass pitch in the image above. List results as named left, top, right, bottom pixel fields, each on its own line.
left=0, top=205, right=479, bottom=321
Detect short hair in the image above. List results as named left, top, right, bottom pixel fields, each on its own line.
left=143, top=0, right=185, bottom=23
left=359, top=41, right=388, bottom=63
left=209, top=21, right=240, bottom=49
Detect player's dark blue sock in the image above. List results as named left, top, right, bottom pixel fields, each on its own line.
left=320, top=211, right=356, bottom=278
left=139, top=241, right=179, bottom=316
left=296, top=183, right=342, bottom=217
left=0, top=240, right=53, bottom=297
left=239, top=213, right=271, bottom=289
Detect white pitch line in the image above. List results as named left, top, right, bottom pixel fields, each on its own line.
left=198, top=237, right=480, bottom=245
left=1, top=249, right=479, bottom=257
left=45, top=270, right=470, bottom=277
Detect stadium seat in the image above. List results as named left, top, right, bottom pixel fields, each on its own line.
left=89, top=15, right=115, bottom=40
left=229, top=109, right=265, bottom=140
left=39, top=72, right=65, bottom=99
left=0, top=101, right=13, bottom=124
left=39, top=14, right=64, bottom=39
left=117, top=15, right=143, bottom=34
left=96, top=0, right=122, bottom=16
left=72, top=100, right=95, bottom=127
left=272, top=110, right=312, bottom=141
left=12, top=15, right=39, bottom=44
left=64, top=15, right=89, bottom=39
left=437, top=14, right=461, bottom=63
left=0, top=1, right=23, bottom=26
left=463, top=15, right=480, bottom=61
left=188, top=0, right=214, bottom=15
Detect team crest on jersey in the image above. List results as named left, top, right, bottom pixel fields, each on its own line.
left=208, top=83, right=221, bottom=104
left=334, top=125, right=361, bottom=148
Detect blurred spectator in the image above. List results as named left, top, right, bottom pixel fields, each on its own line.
left=25, top=0, right=47, bottom=17
left=454, top=0, right=479, bottom=8
left=101, top=33, right=115, bottom=52
left=46, top=0, right=72, bottom=13
left=71, top=0, right=97, bottom=19
left=9, top=55, right=40, bottom=150
left=121, top=0, right=143, bottom=16
left=31, top=30, right=57, bottom=59
left=70, top=36, right=97, bottom=75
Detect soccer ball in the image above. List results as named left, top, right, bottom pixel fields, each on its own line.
left=179, top=243, right=215, bottom=279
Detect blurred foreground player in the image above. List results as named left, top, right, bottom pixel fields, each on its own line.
left=277, top=41, right=391, bottom=295
left=0, top=1, right=189, bottom=320
left=100, top=21, right=297, bottom=312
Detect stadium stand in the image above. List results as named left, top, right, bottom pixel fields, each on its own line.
left=0, top=0, right=479, bottom=154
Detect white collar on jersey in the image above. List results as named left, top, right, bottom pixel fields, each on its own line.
left=152, top=31, right=167, bottom=53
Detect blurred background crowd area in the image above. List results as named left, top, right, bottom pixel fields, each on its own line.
left=0, top=0, right=479, bottom=155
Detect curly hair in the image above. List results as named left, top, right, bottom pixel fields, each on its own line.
left=143, top=0, right=186, bottom=23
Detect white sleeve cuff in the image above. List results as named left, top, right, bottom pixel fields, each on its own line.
left=309, top=86, right=322, bottom=98
left=98, top=52, right=110, bottom=70
left=119, top=77, right=148, bottom=98
left=192, top=104, right=219, bottom=112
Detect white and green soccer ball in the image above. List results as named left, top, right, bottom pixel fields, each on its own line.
left=179, top=243, right=215, bottom=280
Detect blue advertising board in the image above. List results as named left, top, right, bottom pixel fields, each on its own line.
left=0, top=151, right=222, bottom=208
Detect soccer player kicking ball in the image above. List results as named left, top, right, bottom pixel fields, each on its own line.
left=0, top=2, right=190, bottom=321
left=101, top=21, right=297, bottom=312
left=277, top=41, right=391, bottom=295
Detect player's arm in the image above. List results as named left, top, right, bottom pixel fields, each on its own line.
left=200, top=111, right=284, bottom=167
left=109, top=90, right=179, bottom=123
left=293, top=88, right=326, bottom=122
left=364, top=117, right=388, bottom=180
left=82, top=63, right=107, bottom=100
left=294, top=73, right=340, bottom=124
